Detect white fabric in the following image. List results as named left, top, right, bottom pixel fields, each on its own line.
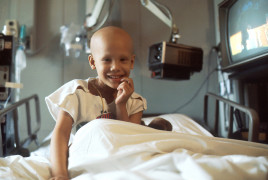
left=0, top=155, right=51, bottom=180
left=1, top=115, right=268, bottom=180
left=30, top=114, right=211, bottom=160
left=142, top=113, right=213, bottom=137
left=45, top=78, right=147, bottom=126
left=68, top=119, right=268, bottom=180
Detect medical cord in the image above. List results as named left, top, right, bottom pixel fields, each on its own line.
left=91, top=80, right=105, bottom=114
left=171, top=46, right=233, bottom=131
left=3, top=89, right=14, bottom=108
left=25, top=33, right=59, bottom=57
left=209, top=44, right=232, bottom=130
left=172, top=68, right=219, bottom=113
left=216, top=53, right=233, bottom=130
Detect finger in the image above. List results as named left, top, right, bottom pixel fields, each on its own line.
left=117, top=84, right=129, bottom=94
left=118, top=81, right=132, bottom=92
left=121, top=78, right=133, bottom=87
left=117, top=81, right=129, bottom=91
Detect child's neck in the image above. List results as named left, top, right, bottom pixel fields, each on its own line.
left=93, top=79, right=117, bottom=104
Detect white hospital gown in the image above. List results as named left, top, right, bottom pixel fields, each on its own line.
left=45, top=78, right=147, bottom=126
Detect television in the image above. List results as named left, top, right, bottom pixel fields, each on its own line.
left=219, top=0, right=268, bottom=73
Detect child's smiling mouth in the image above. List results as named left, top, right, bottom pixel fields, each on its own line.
left=107, top=75, right=125, bottom=83
left=108, top=75, right=124, bottom=79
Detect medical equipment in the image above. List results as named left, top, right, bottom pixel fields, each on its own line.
left=0, top=34, right=15, bottom=101
left=0, top=32, right=27, bottom=156
left=0, top=34, right=16, bottom=156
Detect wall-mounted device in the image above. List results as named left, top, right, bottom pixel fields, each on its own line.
left=4, top=20, right=19, bottom=38
left=3, top=0, right=37, bottom=53
left=148, top=41, right=203, bottom=80
left=141, top=0, right=203, bottom=80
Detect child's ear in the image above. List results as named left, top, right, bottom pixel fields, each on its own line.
left=88, top=55, right=96, bottom=69
left=130, top=55, right=135, bottom=69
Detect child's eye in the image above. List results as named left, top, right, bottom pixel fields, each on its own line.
left=120, top=58, right=128, bottom=61
left=102, top=58, right=111, bottom=62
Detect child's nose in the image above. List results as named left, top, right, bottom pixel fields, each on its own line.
left=110, top=60, right=120, bottom=71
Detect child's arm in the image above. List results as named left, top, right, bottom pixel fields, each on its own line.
left=115, top=78, right=143, bottom=124
left=116, top=104, right=143, bottom=124
left=50, top=110, right=73, bottom=180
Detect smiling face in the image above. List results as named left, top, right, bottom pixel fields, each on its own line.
left=89, top=27, right=135, bottom=89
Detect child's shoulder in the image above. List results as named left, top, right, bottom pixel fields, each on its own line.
left=127, top=92, right=147, bottom=112
left=130, top=92, right=146, bottom=103
left=130, top=92, right=144, bottom=99
left=55, top=78, right=91, bottom=94
left=65, top=78, right=89, bottom=88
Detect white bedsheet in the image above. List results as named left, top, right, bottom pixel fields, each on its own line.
left=68, top=119, right=268, bottom=180
left=0, top=114, right=268, bottom=180
left=0, top=155, right=50, bottom=180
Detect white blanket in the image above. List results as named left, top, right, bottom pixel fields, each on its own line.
left=68, top=119, right=268, bottom=180
left=0, top=115, right=268, bottom=180
left=0, top=155, right=50, bottom=180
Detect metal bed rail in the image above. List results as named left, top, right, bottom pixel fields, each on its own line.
left=0, top=94, right=41, bottom=156
left=204, top=92, right=259, bottom=142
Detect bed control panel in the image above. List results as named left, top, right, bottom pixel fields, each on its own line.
left=148, top=41, right=203, bottom=80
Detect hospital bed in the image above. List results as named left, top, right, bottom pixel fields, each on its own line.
left=0, top=93, right=267, bottom=180
left=0, top=94, right=41, bottom=157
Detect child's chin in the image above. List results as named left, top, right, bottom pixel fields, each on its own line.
left=108, top=83, right=119, bottom=89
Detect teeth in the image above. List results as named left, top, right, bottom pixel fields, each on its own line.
left=109, top=75, right=121, bottom=79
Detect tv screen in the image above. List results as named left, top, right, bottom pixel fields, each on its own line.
left=219, top=0, right=268, bottom=72
left=228, top=0, right=268, bottom=62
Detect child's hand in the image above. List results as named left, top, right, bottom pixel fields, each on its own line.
left=115, top=78, right=134, bottom=105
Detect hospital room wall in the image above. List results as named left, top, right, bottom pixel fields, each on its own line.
left=0, top=0, right=218, bottom=141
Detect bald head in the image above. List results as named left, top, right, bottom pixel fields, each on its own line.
left=90, top=26, right=134, bottom=55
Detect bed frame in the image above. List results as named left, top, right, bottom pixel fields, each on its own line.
left=144, top=92, right=260, bottom=142
left=204, top=92, right=259, bottom=142
left=0, top=94, right=41, bottom=157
